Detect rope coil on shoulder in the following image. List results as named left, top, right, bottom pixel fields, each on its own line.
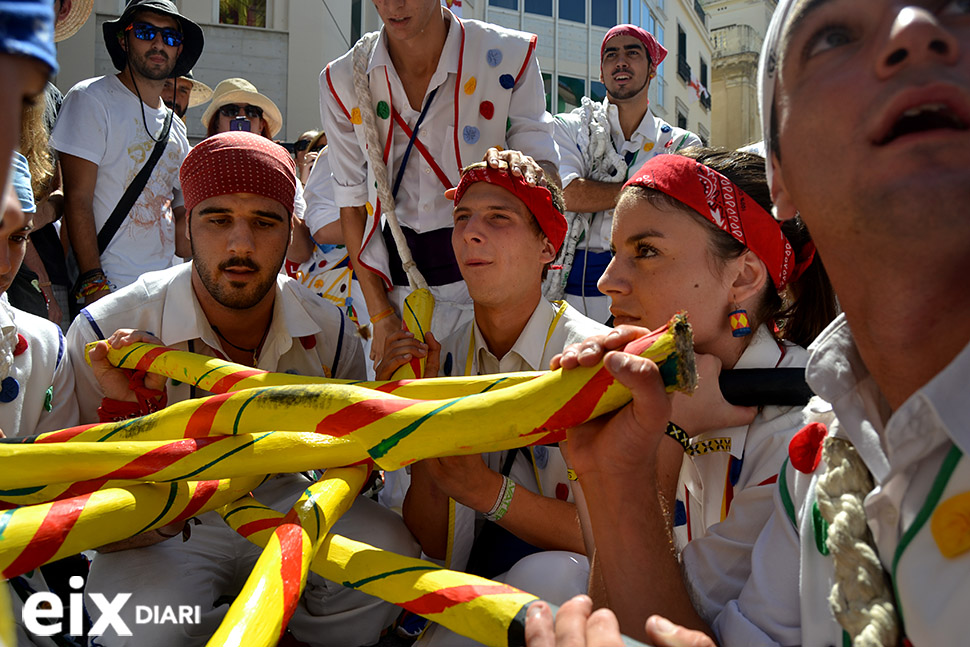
left=816, top=435, right=899, bottom=647
left=351, top=34, right=429, bottom=292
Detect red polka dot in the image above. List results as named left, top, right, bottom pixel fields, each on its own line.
left=300, top=335, right=317, bottom=350
left=789, top=422, right=828, bottom=474
left=556, top=482, right=569, bottom=501
left=13, top=334, right=27, bottom=356
left=479, top=101, right=495, bottom=120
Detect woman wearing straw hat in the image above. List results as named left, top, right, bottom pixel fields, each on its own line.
left=201, top=77, right=283, bottom=140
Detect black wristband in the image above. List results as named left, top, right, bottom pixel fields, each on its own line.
left=665, top=421, right=691, bottom=452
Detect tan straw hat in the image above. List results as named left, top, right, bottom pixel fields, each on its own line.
left=182, top=70, right=213, bottom=109
left=54, top=0, right=94, bottom=42
left=202, top=78, right=283, bottom=138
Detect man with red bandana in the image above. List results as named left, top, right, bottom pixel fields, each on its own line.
left=552, top=25, right=700, bottom=323
left=64, top=132, right=418, bottom=647
left=377, top=160, right=609, bottom=646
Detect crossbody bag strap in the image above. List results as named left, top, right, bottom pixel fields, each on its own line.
left=97, top=108, right=174, bottom=255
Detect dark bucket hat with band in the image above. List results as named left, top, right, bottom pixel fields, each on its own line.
left=102, top=0, right=203, bottom=79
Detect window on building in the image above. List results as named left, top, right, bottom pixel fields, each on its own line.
left=592, top=1, right=616, bottom=27
left=557, top=75, right=585, bottom=114
left=489, top=0, right=518, bottom=8
left=700, top=57, right=708, bottom=88
left=590, top=80, right=607, bottom=104
left=677, top=110, right=688, bottom=130
left=524, top=0, right=552, bottom=17
left=351, top=0, right=361, bottom=43
left=676, top=24, right=690, bottom=82
left=560, top=0, right=585, bottom=23
left=643, top=4, right=654, bottom=34
left=219, top=0, right=266, bottom=27
left=628, top=0, right=641, bottom=26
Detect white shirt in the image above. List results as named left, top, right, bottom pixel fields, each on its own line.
left=677, top=325, right=808, bottom=624
left=324, top=10, right=558, bottom=236
left=713, top=314, right=970, bottom=646
left=435, top=300, right=609, bottom=569
left=66, top=263, right=365, bottom=422
left=555, top=98, right=700, bottom=253
left=0, top=301, right=78, bottom=437
left=51, top=75, right=190, bottom=289
left=302, top=146, right=340, bottom=236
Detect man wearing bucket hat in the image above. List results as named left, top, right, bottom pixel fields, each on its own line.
left=550, top=25, right=700, bottom=324
left=51, top=0, right=203, bottom=301
left=162, top=69, right=213, bottom=120
left=202, top=77, right=283, bottom=140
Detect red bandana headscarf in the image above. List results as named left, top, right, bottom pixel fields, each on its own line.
left=452, top=166, right=567, bottom=254
left=624, top=155, right=814, bottom=289
left=181, top=131, right=297, bottom=215
left=601, top=24, right=667, bottom=67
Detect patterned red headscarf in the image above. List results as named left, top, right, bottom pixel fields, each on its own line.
left=453, top=166, right=567, bottom=253
left=624, top=155, right=814, bottom=289
left=601, top=24, right=667, bottom=67
left=180, top=131, right=297, bottom=215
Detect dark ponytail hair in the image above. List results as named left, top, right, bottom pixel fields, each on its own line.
left=620, top=147, right=837, bottom=348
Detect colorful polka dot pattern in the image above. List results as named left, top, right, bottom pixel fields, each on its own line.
left=486, top=48, right=503, bottom=67
left=463, top=126, right=480, bottom=145
left=499, top=74, right=515, bottom=90
left=931, top=491, right=970, bottom=559
left=479, top=101, right=494, bottom=120
left=376, top=101, right=390, bottom=119
left=464, top=77, right=477, bottom=95
left=351, top=107, right=363, bottom=125
left=180, top=131, right=298, bottom=216
left=0, top=376, right=20, bottom=403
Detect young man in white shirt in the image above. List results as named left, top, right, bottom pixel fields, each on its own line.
left=66, top=132, right=418, bottom=647
left=379, top=160, right=608, bottom=645
left=52, top=0, right=202, bottom=298
left=525, top=2, right=970, bottom=646
left=322, top=0, right=559, bottom=367
left=552, top=25, right=700, bottom=323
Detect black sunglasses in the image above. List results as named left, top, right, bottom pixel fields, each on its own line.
left=294, top=139, right=311, bottom=152
left=219, top=104, right=264, bottom=120
left=126, top=21, right=184, bottom=48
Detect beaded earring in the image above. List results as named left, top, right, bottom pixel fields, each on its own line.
left=729, top=304, right=751, bottom=337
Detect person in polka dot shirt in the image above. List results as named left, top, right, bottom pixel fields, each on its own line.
left=552, top=25, right=700, bottom=324
left=322, top=0, right=559, bottom=370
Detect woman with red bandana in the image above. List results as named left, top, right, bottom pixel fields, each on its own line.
left=551, top=148, right=836, bottom=643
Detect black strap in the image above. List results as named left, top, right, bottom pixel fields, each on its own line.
left=97, top=109, right=173, bottom=255
left=391, top=87, right=438, bottom=200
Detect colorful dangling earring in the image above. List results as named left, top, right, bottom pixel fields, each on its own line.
left=729, top=303, right=751, bottom=337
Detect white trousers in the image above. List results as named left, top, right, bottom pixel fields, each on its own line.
left=84, top=474, right=419, bottom=647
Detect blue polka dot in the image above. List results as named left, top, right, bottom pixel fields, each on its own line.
left=661, top=124, right=672, bottom=134
left=673, top=499, right=687, bottom=527
left=463, top=125, right=481, bottom=145
left=443, top=352, right=454, bottom=376
left=0, top=377, right=19, bottom=403
left=499, top=74, right=515, bottom=90
left=533, top=446, right=549, bottom=469
left=486, top=48, right=503, bottom=67
left=729, top=456, right=744, bottom=487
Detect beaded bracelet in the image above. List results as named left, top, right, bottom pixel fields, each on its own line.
left=74, top=269, right=112, bottom=301
left=484, top=476, right=516, bottom=522
left=369, top=307, right=395, bottom=325
left=665, top=421, right=691, bottom=452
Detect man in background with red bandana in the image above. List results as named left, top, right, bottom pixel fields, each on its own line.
left=551, top=25, right=700, bottom=323
left=377, top=159, right=609, bottom=646
left=64, top=132, right=418, bottom=647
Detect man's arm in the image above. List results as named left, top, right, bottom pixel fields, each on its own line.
left=60, top=152, right=109, bottom=302
left=563, top=179, right=624, bottom=215
left=340, top=205, right=400, bottom=362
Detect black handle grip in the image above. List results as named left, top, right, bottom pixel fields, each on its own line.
left=718, top=368, right=813, bottom=407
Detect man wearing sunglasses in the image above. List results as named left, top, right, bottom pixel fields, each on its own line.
left=51, top=0, right=204, bottom=304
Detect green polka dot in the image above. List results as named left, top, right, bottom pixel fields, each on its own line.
left=506, top=117, right=512, bottom=132
left=44, top=386, right=53, bottom=412
left=376, top=101, right=390, bottom=119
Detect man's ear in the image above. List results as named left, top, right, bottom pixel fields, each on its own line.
left=539, top=237, right=557, bottom=265
left=730, top=250, right=769, bottom=306
left=118, top=31, right=127, bottom=53
left=770, top=153, right=797, bottom=221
